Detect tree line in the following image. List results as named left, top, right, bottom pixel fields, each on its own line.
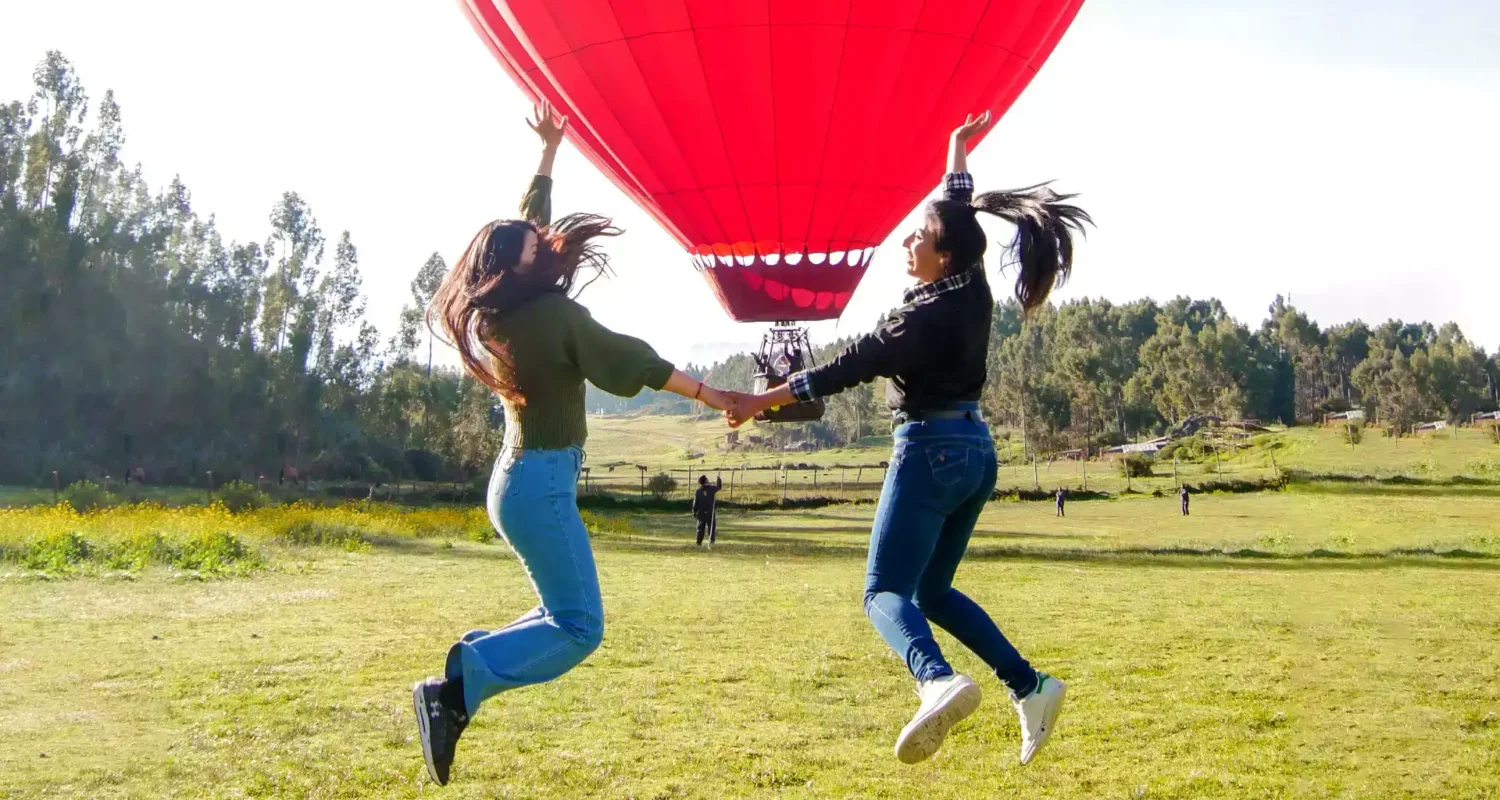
left=3, top=53, right=1496, bottom=487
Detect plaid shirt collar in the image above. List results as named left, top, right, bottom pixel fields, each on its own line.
left=903, top=267, right=974, bottom=304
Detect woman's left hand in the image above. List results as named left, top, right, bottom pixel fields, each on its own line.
left=528, top=102, right=568, bottom=150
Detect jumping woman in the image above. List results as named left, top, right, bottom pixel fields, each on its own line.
left=728, top=112, right=1091, bottom=765
left=412, top=104, right=734, bottom=786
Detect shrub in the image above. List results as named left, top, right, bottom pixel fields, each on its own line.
left=60, top=480, right=111, bottom=513
left=1119, top=454, right=1156, bottom=478
left=405, top=449, right=445, bottom=482
left=1341, top=424, right=1363, bottom=445
left=173, top=530, right=260, bottom=573
left=275, top=519, right=370, bottom=551
left=1468, top=457, right=1500, bottom=477
left=16, top=530, right=92, bottom=571
left=4, top=529, right=261, bottom=575
left=646, top=473, right=678, bottom=500
left=215, top=480, right=269, bottom=514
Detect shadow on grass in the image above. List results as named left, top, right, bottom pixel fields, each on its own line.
left=1287, top=482, right=1500, bottom=498
left=578, top=529, right=1500, bottom=572
left=361, top=535, right=510, bottom=561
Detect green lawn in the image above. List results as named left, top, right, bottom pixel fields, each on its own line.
left=582, top=416, right=1500, bottom=501
left=1275, top=425, right=1500, bottom=479
left=3, top=492, right=1499, bottom=798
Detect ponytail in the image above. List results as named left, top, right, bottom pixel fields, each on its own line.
left=971, top=184, right=1092, bottom=313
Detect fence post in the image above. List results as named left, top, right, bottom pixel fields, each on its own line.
left=53, top=471, right=60, bottom=503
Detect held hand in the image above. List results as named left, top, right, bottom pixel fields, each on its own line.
left=723, top=391, right=762, bottom=429
left=527, top=102, right=568, bottom=150
left=951, top=110, right=993, bottom=143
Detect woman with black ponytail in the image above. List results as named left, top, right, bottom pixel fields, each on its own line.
left=728, top=111, right=1091, bottom=766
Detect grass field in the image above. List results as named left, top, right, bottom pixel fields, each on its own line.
left=580, top=416, right=1500, bottom=500
left=3, top=484, right=1500, bottom=798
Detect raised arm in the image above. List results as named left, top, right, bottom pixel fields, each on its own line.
left=520, top=103, right=567, bottom=226
left=947, top=110, right=992, bottom=176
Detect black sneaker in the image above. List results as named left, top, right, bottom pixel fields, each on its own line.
left=413, top=678, right=469, bottom=785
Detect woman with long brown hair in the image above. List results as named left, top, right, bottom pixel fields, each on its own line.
left=412, top=104, right=734, bottom=786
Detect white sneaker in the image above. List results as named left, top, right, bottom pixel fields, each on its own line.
left=1014, top=672, right=1066, bottom=765
left=894, top=673, right=982, bottom=764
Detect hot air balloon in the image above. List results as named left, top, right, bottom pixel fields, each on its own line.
left=460, top=0, right=1084, bottom=420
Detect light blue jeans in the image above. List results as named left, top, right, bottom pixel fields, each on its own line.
left=445, top=446, right=603, bottom=716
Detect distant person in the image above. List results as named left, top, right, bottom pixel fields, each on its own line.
left=408, top=103, right=735, bottom=787
left=726, top=111, right=1089, bottom=766
left=1054, top=487, right=1066, bottom=517
left=1180, top=485, right=1190, bottom=516
left=693, top=475, right=723, bottom=546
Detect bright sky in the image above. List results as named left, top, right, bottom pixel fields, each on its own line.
left=5, top=0, right=1498, bottom=367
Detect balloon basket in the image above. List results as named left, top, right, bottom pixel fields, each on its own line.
left=753, top=323, right=825, bottom=423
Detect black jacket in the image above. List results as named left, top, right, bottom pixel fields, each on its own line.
left=789, top=173, right=991, bottom=414
left=692, top=478, right=722, bottom=517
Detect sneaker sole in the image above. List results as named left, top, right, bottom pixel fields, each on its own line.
left=412, top=681, right=444, bottom=785
left=895, top=679, right=982, bottom=764
left=1021, top=682, right=1066, bottom=766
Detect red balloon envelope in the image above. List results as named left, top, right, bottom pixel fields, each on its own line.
left=461, top=0, right=1084, bottom=322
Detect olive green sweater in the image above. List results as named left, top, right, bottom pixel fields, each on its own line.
left=486, top=175, right=674, bottom=450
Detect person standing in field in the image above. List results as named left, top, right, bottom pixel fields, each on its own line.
left=693, top=474, right=723, bottom=546
left=727, top=112, right=1091, bottom=766
left=1055, top=487, right=1066, bottom=517
left=1180, top=485, right=1190, bottom=516
left=410, top=103, right=737, bottom=787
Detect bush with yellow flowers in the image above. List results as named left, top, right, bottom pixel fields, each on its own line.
left=0, top=499, right=634, bottom=577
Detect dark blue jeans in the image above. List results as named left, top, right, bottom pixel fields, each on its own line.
left=864, top=413, right=1039, bottom=697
